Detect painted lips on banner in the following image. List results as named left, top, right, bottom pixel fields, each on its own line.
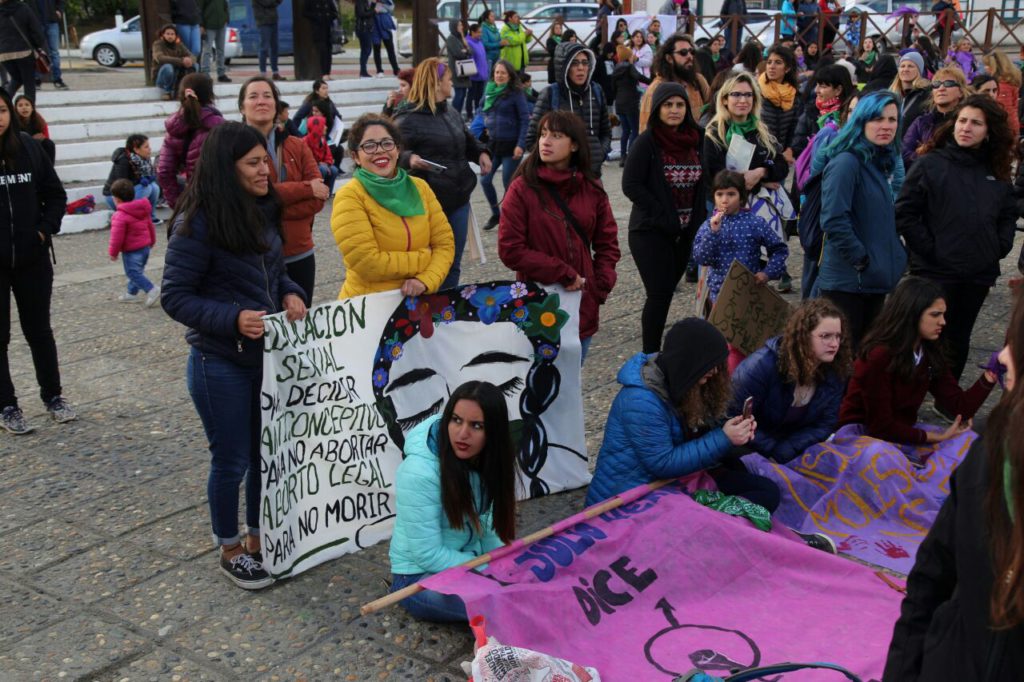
left=423, top=481, right=903, bottom=681
left=259, top=282, right=590, bottom=579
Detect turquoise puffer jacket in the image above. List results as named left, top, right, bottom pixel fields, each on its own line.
left=389, top=416, right=504, bottom=576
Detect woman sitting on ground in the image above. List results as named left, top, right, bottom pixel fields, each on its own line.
left=101, top=133, right=162, bottom=224
left=389, top=381, right=517, bottom=622
left=731, top=299, right=852, bottom=464
left=839, top=276, right=997, bottom=446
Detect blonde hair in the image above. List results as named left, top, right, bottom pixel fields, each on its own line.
left=927, top=66, right=968, bottom=111
left=889, top=60, right=930, bottom=95
left=406, top=57, right=447, bottom=114
left=984, top=51, right=1023, bottom=88
left=706, top=72, right=777, bottom=151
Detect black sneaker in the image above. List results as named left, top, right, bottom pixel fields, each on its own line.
left=483, top=214, right=499, bottom=231
left=684, top=262, right=699, bottom=283
left=220, top=552, right=273, bottom=590
left=45, top=396, right=77, bottom=423
left=53, top=79, right=68, bottom=90
left=1, top=406, right=32, bottom=435
left=795, top=530, right=837, bottom=554
left=217, top=74, right=232, bottom=83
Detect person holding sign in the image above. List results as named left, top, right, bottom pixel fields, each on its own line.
left=331, top=113, right=454, bottom=300
left=389, top=381, right=518, bottom=622
left=162, top=122, right=308, bottom=590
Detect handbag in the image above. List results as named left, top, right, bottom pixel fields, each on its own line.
left=456, top=58, right=478, bottom=78
left=8, top=14, right=49, bottom=73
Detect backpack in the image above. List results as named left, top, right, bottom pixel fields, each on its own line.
left=794, top=119, right=837, bottom=190
left=66, top=195, right=95, bottom=215
left=797, top=170, right=824, bottom=260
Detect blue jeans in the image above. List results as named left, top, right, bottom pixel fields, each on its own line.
left=42, top=22, right=61, bottom=82
left=121, top=247, right=154, bottom=295
left=105, top=182, right=160, bottom=218
left=186, top=347, right=263, bottom=546
left=358, top=33, right=372, bottom=76
left=318, top=162, right=339, bottom=192
left=441, top=202, right=470, bottom=290
left=258, top=23, right=279, bottom=73
left=176, top=23, right=202, bottom=58
left=390, top=573, right=468, bottom=622
left=619, top=110, right=638, bottom=156
left=156, top=63, right=177, bottom=94
left=479, top=153, right=520, bottom=216
left=452, top=87, right=468, bottom=115
left=580, top=335, right=593, bottom=364
left=200, top=24, right=226, bottom=77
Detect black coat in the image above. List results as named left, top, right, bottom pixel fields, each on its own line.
left=0, top=2, right=44, bottom=54
left=28, top=0, right=63, bottom=24
left=900, top=86, right=932, bottom=134
left=611, top=61, right=648, bottom=115
left=102, top=147, right=134, bottom=196
left=622, top=128, right=707, bottom=244
left=883, top=436, right=1024, bottom=681
left=702, top=127, right=788, bottom=188
left=791, top=99, right=820, bottom=158
left=303, top=0, right=338, bottom=22
left=171, top=0, right=201, bottom=24
left=0, top=134, right=66, bottom=270
left=395, top=101, right=488, bottom=213
left=354, top=0, right=374, bottom=35
left=252, top=0, right=282, bottom=26
left=759, top=95, right=804, bottom=151
left=895, top=144, right=1016, bottom=287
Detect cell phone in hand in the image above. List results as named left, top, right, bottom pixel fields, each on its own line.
left=742, top=396, right=754, bottom=420
left=419, top=158, right=447, bottom=174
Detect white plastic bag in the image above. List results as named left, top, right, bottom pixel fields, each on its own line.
left=461, top=616, right=601, bottom=682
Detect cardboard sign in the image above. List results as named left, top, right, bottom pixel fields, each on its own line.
left=708, top=260, right=792, bottom=355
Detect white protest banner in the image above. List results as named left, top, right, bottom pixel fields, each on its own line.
left=259, top=282, right=590, bottom=579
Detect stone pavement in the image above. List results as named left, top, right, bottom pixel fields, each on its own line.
left=1, top=159, right=1020, bottom=681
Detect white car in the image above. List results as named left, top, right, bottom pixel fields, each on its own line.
left=80, top=15, right=242, bottom=68
left=521, top=2, right=602, bottom=50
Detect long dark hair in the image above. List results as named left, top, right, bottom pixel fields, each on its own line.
left=734, top=42, right=763, bottom=73
left=920, top=94, right=1015, bottom=181
left=177, top=72, right=215, bottom=130
left=0, top=87, right=23, bottom=167
left=766, top=44, right=800, bottom=90
left=513, top=110, right=595, bottom=187
left=169, top=122, right=281, bottom=254
left=812, top=63, right=854, bottom=105
left=13, top=94, right=44, bottom=136
left=985, top=289, right=1024, bottom=629
left=438, top=381, right=518, bottom=543
left=859, top=277, right=947, bottom=381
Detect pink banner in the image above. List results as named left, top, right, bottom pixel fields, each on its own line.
left=423, top=480, right=902, bottom=681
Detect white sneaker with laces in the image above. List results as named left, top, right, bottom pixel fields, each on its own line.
left=118, top=291, right=142, bottom=303
left=145, top=286, right=161, bottom=308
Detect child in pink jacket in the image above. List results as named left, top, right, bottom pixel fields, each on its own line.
left=108, top=179, right=159, bottom=307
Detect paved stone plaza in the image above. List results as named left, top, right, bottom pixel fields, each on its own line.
left=0, top=154, right=1019, bottom=680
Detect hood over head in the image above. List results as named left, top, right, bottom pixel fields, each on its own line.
left=555, top=41, right=595, bottom=91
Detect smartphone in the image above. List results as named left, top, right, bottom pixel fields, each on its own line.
left=419, top=159, right=447, bottom=174
left=742, top=396, right=754, bottom=420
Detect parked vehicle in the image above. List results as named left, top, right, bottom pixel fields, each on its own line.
left=79, top=15, right=242, bottom=67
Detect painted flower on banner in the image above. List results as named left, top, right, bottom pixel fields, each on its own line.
left=538, top=343, right=558, bottom=361
left=469, top=286, right=514, bottom=325
left=439, top=305, right=456, bottom=324
left=510, top=305, right=529, bottom=325
left=460, top=284, right=477, bottom=300
left=387, top=341, right=404, bottom=362
left=372, top=368, right=389, bottom=388
left=523, top=294, right=569, bottom=342
left=510, top=281, right=528, bottom=299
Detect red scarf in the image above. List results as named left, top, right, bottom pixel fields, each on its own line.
left=815, top=96, right=841, bottom=117
left=652, top=123, right=700, bottom=160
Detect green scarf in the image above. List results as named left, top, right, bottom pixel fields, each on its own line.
left=725, top=116, right=759, bottom=146
left=863, top=50, right=877, bottom=67
left=482, top=81, right=508, bottom=112
left=354, top=167, right=424, bottom=217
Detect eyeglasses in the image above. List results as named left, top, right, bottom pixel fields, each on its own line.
left=570, top=59, right=590, bottom=68
left=727, top=91, right=754, bottom=99
left=931, top=80, right=960, bottom=89
left=673, top=48, right=695, bottom=56
left=814, top=332, right=843, bottom=343
left=358, top=138, right=397, bottom=154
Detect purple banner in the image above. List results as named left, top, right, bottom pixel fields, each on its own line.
left=423, top=478, right=902, bottom=681
left=743, top=424, right=975, bottom=574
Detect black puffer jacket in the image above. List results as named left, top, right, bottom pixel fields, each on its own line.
left=0, top=133, right=66, bottom=270
left=759, top=94, right=804, bottom=151
left=0, top=1, right=44, bottom=54
left=895, top=143, right=1016, bottom=287
left=102, top=147, right=134, bottom=196
left=883, top=435, right=1024, bottom=681
left=395, top=101, right=488, bottom=213
left=446, top=21, right=471, bottom=89
left=170, top=0, right=201, bottom=24
left=900, top=86, right=932, bottom=134
left=525, top=42, right=612, bottom=177
left=252, top=0, right=282, bottom=26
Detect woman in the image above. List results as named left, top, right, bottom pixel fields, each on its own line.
left=891, top=51, right=932, bottom=133
left=102, top=134, right=161, bottom=223
left=839, top=277, right=996, bottom=445
left=162, top=122, right=308, bottom=588
left=612, top=53, right=649, bottom=166
left=0, top=88, right=72, bottom=436
left=545, top=19, right=565, bottom=86
left=389, top=381, right=517, bottom=622
left=731, top=299, right=851, bottom=463
left=611, top=17, right=629, bottom=46
left=382, top=68, right=415, bottom=118
left=818, top=90, right=906, bottom=347
left=587, top=318, right=772, bottom=508
left=292, top=79, right=342, bottom=128
left=499, top=11, right=532, bottom=73
left=479, top=10, right=501, bottom=71
left=758, top=45, right=803, bottom=164
left=791, top=63, right=854, bottom=159
left=395, top=58, right=491, bottom=290
left=732, top=42, right=762, bottom=74
left=623, top=83, right=707, bottom=353
left=13, top=95, right=53, bottom=162
left=855, top=35, right=879, bottom=81
left=883, top=292, right=1024, bottom=681
left=0, top=0, right=44, bottom=103
left=302, top=0, right=338, bottom=80
left=972, top=73, right=999, bottom=97
left=239, top=76, right=328, bottom=303
left=982, top=50, right=1021, bottom=138
left=354, top=0, right=374, bottom=78
left=903, top=66, right=967, bottom=166
left=896, top=95, right=1016, bottom=380
left=157, top=72, right=225, bottom=209
left=446, top=20, right=472, bottom=117
left=370, top=0, right=400, bottom=78
left=630, top=29, right=653, bottom=80
left=330, top=113, right=454, bottom=299
left=498, top=111, right=620, bottom=361
left=480, top=60, right=529, bottom=231
left=945, top=35, right=978, bottom=81
left=915, top=34, right=941, bottom=75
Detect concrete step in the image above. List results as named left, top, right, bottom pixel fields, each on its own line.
left=59, top=137, right=165, bottom=164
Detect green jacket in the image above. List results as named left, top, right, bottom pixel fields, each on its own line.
left=500, top=23, right=530, bottom=71
left=200, top=0, right=228, bottom=29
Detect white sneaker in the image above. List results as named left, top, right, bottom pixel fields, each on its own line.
left=118, top=291, right=142, bottom=303
left=145, top=286, right=161, bottom=308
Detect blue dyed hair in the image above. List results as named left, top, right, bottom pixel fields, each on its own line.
left=822, top=90, right=905, bottom=197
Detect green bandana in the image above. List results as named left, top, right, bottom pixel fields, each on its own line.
left=482, top=81, right=509, bottom=112
left=354, top=167, right=424, bottom=217
left=863, top=50, right=877, bottom=67
left=725, top=116, right=759, bottom=146
left=692, top=489, right=772, bottom=532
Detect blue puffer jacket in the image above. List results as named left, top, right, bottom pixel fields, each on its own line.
left=483, top=88, right=530, bottom=147
left=389, top=416, right=503, bottom=575
left=161, top=205, right=304, bottom=367
left=729, top=336, right=845, bottom=464
left=586, top=352, right=732, bottom=506
left=818, top=151, right=907, bottom=295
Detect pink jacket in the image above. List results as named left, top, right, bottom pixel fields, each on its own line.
left=157, top=105, right=225, bottom=208
left=109, top=198, right=156, bottom=258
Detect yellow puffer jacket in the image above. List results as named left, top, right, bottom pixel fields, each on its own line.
left=331, top=176, right=455, bottom=299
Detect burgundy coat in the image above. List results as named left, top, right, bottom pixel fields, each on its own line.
left=157, top=105, right=225, bottom=208
left=498, top=165, right=620, bottom=339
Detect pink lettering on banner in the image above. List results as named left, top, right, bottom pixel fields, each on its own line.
left=423, top=479, right=902, bottom=681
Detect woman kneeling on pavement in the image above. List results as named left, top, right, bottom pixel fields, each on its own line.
left=162, top=122, right=308, bottom=590
left=389, top=381, right=517, bottom=622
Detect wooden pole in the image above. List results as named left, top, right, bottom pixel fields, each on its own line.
left=360, top=479, right=675, bottom=616
left=413, top=0, right=439, bottom=65
left=140, top=0, right=171, bottom=86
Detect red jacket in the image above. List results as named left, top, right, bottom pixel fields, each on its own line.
left=838, top=346, right=994, bottom=444
left=109, top=198, right=156, bottom=258
left=498, top=165, right=620, bottom=339
left=303, top=114, right=333, bottom=165
left=271, top=132, right=325, bottom=258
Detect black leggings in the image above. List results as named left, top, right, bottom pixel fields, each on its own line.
left=286, top=253, right=316, bottom=305
left=936, top=280, right=990, bottom=380
left=4, top=56, right=35, bottom=103
left=0, top=256, right=62, bottom=409
left=820, top=289, right=886, bottom=351
left=373, top=40, right=399, bottom=74
left=629, top=228, right=689, bottom=354
left=712, top=457, right=781, bottom=513
left=310, top=23, right=332, bottom=76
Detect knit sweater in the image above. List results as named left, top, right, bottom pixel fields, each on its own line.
left=692, top=210, right=789, bottom=301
